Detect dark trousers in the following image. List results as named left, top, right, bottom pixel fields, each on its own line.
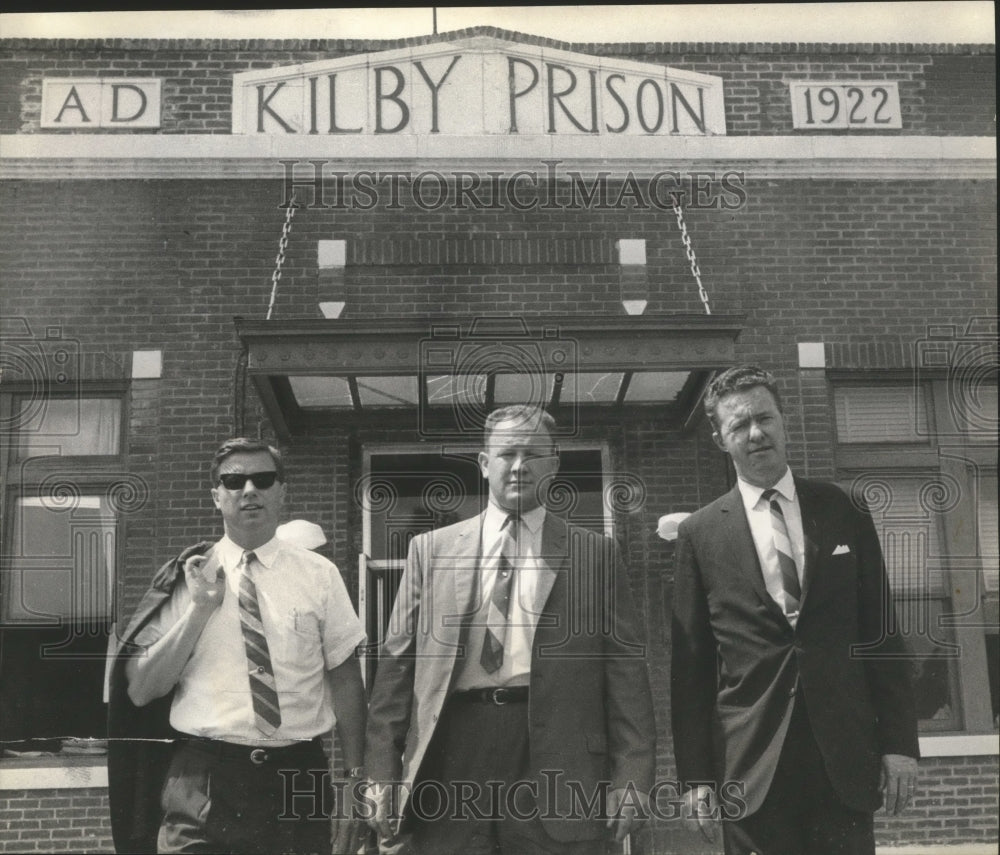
left=404, top=695, right=606, bottom=855
left=723, top=694, right=876, bottom=855
left=157, top=739, right=331, bottom=855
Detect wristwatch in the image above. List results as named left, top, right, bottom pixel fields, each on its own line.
left=344, top=766, right=366, bottom=778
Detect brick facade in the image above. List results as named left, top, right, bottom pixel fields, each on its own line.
left=0, top=789, right=112, bottom=853
left=0, top=34, right=995, bottom=136
left=0, top=31, right=996, bottom=854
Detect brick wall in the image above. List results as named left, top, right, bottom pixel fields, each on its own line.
left=1, top=32, right=995, bottom=136
left=0, top=789, right=112, bottom=853
left=873, top=757, right=1000, bottom=845
left=7, top=174, right=990, bottom=341
left=3, top=170, right=996, bottom=851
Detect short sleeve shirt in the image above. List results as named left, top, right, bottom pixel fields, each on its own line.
left=135, top=535, right=365, bottom=744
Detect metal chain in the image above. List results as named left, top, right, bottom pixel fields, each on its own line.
left=266, top=195, right=297, bottom=320
left=670, top=193, right=712, bottom=315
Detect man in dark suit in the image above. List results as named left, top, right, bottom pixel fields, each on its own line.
left=671, top=365, right=919, bottom=855
left=364, top=405, right=656, bottom=854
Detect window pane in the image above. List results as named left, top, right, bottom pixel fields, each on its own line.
left=17, top=398, right=120, bottom=457
left=980, top=476, right=998, bottom=592
left=289, top=376, right=354, bottom=408
left=852, top=474, right=946, bottom=594
left=427, top=374, right=488, bottom=407
left=624, top=371, right=688, bottom=403
left=356, top=376, right=419, bottom=407
left=899, top=598, right=962, bottom=731
left=560, top=372, right=623, bottom=404
left=4, top=495, right=115, bottom=623
left=985, top=632, right=999, bottom=731
left=957, top=382, right=997, bottom=440
left=834, top=386, right=929, bottom=443
left=0, top=627, right=110, bottom=749
left=491, top=372, right=552, bottom=406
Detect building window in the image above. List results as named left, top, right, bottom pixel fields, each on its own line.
left=833, top=379, right=998, bottom=736
left=1, top=392, right=124, bottom=757
left=833, top=385, right=930, bottom=443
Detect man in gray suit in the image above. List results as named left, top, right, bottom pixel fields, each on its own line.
left=365, top=405, right=655, bottom=854
left=671, top=365, right=919, bottom=855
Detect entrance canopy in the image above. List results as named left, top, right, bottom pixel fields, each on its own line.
left=235, top=314, right=743, bottom=439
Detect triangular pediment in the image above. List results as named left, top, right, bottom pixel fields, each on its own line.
left=232, top=31, right=725, bottom=136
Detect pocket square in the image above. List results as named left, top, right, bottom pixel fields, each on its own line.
left=832, top=544, right=851, bottom=555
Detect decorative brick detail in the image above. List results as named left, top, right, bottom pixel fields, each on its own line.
left=348, top=238, right=616, bottom=267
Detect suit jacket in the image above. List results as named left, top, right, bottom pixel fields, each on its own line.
left=365, top=511, right=656, bottom=842
left=670, top=478, right=918, bottom=815
left=106, top=542, right=212, bottom=854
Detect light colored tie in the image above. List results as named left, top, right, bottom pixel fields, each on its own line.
left=481, top=515, right=520, bottom=673
left=761, top=489, right=802, bottom=619
left=237, top=551, right=282, bottom=735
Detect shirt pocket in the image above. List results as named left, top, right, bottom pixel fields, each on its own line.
left=273, top=607, right=322, bottom=671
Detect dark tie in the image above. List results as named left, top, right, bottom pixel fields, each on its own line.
left=237, top=551, right=282, bottom=735
left=481, top=514, right=520, bottom=674
left=761, top=489, right=802, bottom=619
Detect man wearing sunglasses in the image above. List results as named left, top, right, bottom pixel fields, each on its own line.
left=108, top=437, right=367, bottom=855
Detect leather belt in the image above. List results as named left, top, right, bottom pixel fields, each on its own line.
left=185, top=736, right=322, bottom=767
left=451, top=686, right=529, bottom=705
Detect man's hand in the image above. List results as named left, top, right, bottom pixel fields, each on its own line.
left=683, top=784, right=719, bottom=843
left=331, top=775, right=367, bottom=854
left=183, top=554, right=225, bottom=611
left=881, top=753, right=918, bottom=816
left=365, top=781, right=407, bottom=841
left=606, top=787, right=650, bottom=843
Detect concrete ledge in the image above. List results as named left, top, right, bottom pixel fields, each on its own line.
left=919, top=733, right=1000, bottom=757
left=878, top=847, right=998, bottom=855
left=0, top=134, right=995, bottom=180
left=0, top=760, right=108, bottom=789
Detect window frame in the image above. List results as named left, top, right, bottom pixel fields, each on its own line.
left=830, top=372, right=998, bottom=743
left=0, top=383, right=128, bottom=767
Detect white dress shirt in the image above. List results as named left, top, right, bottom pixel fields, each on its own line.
left=137, top=535, right=365, bottom=745
left=737, top=467, right=806, bottom=621
left=453, top=503, right=548, bottom=691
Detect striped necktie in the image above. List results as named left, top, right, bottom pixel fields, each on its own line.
left=480, top=514, right=520, bottom=674
left=237, top=551, right=282, bottom=735
left=761, top=489, right=802, bottom=620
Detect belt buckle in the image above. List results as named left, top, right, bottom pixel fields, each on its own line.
left=249, top=748, right=268, bottom=765
left=490, top=688, right=506, bottom=706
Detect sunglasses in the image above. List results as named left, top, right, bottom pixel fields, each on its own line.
left=217, top=471, right=279, bottom=491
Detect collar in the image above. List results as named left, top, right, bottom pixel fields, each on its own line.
left=218, top=534, right=282, bottom=572
left=737, top=467, right=796, bottom=512
left=483, top=501, right=546, bottom=536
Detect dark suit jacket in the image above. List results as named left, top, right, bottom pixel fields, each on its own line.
left=670, top=478, right=918, bottom=815
left=106, top=542, right=212, bottom=855
left=365, top=512, right=656, bottom=843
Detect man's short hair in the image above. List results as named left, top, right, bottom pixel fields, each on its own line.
left=483, top=405, right=557, bottom=447
left=210, top=437, right=285, bottom=486
left=703, top=365, right=783, bottom=431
